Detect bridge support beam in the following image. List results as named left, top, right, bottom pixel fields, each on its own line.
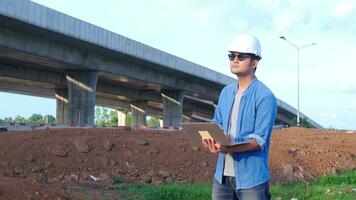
left=159, top=119, right=163, bottom=127
left=182, top=114, right=191, bottom=123
left=117, top=108, right=127, bottom=126
left=161, top=89, right=184, bottom=127
left=55, top=88, right=69, bottom=125
left=130, top=101, right=147, bottom=128
left=66, top=71, right=99, bottom=127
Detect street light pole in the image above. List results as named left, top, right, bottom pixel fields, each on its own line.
left=297, top=47, right=300, bottom=127
left=280, top=36, right=317, bottom=127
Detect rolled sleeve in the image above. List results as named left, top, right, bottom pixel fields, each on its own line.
left=250, top=94, right=277, bottom=151
left=247, top=133, right=266, bottom=150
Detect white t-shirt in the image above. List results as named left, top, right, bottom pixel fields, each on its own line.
left=223, top=90, right=243, bottom=177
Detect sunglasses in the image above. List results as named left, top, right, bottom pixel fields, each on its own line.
left=228, top=53, right=252, bottom=61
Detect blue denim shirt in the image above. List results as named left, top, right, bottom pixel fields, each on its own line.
left=212, top=76, right=277, bottom=189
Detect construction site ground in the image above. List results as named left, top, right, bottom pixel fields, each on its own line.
left=0, top=127, right=355, bottom=199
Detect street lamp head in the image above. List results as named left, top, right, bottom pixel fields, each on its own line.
left=280, top=36, right=286, bottom=40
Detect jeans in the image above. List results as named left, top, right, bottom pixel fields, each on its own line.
left=212, top=176, right=271, bottom=200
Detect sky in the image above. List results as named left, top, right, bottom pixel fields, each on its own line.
left=1, top=0, right=355, bottom=130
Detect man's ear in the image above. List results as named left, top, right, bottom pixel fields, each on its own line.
left=253, top=59, right=259, bottom=67
left=251, top=59, right=259, bottom=71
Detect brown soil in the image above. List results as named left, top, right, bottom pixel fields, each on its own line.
left=0, top=127, right=355, bottom=199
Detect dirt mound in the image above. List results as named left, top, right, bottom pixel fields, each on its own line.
left=0, top=127, right=355, bottom=199
left=0, top=176, right=70, bottom=199
left=270, top=128, right=355, bottom=183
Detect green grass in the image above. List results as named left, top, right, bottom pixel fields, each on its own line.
left=109, top=170, right=356, bottom=200
left=270, top=170, right=356, bottom=200
left=110, top=183, right=211, bottom=200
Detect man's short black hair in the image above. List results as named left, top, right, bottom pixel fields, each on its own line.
left=248, top=53, right=261, bottom=61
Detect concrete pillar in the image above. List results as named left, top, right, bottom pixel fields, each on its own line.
left=159, top=119, right=163, bottom=127
left=117, top=108, right=127, bottom=126
left=161, top=89, right=184, bottom=127
left=55, top=88, right=69, bottom=125
left=66, top=71, right=99, bottom=127
left=183, top=114, right=191, bottom=123
left=130, top=101, right=147, bottom=128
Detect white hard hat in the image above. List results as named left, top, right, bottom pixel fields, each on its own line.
left=228, top=34, right=262, bottom=59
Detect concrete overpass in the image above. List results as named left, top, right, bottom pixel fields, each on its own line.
left=0, top=0, right=323, bottom=128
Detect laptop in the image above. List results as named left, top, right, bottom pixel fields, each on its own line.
left=181, top=122, right=232, bottom=147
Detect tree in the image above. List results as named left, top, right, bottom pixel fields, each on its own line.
left=27, top=114, right=44, bottom=125
left=125, top=112, right=132, bottom=126
left=14, top=115, right=26, bottom=124
left=110, top=110, right=118, bottom=125
left=95, top=106, right=104, bottom=126
left=108, top=110, right=132, bottom=126
left=44, top=115, right=56, bottom=124
left=95, top=107, right=134, bottom=127
left=289, top=117, right=314, bottom=128
left=3, top=117, right=13, bottom=124
left=95, top=106, right=115, bottom=126
left=147, top=116, right=160, bottom=128
left=327, top=126, right=336, bottom=130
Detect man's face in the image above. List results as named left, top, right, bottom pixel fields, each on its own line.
left=229, top=52, right=258, bottom=76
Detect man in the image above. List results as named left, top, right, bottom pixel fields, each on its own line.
left=202, top=34, right=277, bottom=200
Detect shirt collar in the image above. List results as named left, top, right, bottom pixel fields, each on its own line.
left=233, top=76, right=257, bottom=96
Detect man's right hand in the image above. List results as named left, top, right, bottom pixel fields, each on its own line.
left=202, top=139, right=222, bottom=154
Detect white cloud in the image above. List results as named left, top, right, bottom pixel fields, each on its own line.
left=273, top=10, right=308, bottom=31
left=300, top=63, right=356, bottom=93
left=320, top=112, right=337, bottom=118
left=194, top=7, right=217, bottom=26
left=247, top=0, right=282, bottom=11
left=274, top=11, right=299, bottom=30
left=332, top=1, right=354, bottom=19
left=154, top=0, right=184, bottom=17
left=196, top=7, right=215, bottom=19
left=289, top=0, right=301, bottom=7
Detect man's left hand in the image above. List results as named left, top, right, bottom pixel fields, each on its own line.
left=214, top=143, right=234, bottom=154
